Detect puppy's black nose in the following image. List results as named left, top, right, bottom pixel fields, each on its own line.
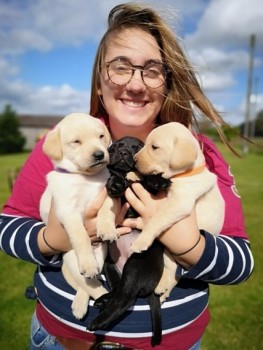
left=93, top=151, right=104, bottom=161
left=120, top=150, right=128, bottom=157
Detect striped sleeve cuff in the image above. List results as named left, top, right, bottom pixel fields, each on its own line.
left=0, top=215, right=62, bottom=266
left=177, top=231, right=254, bottom=285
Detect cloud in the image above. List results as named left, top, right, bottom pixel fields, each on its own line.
left=185, top=0, right=263, bottom=48
left=0, top=78, right=90, bottom=115
left=0, top=0, right=262, bottom=126
left=0, top=0, right=124, bottom=55
left=0, top=57, right=19, bottom=78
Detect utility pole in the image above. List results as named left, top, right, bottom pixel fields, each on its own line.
left=250, top=77, right=258, bottom=138
left=243, top=34, right=256, bottom=154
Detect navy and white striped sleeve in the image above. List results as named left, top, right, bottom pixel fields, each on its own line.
left=177, top=231, right=254, bottom=285
left=0, top=214, right=62, bottom=267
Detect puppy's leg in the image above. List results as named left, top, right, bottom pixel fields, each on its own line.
left=61, top=214, right=99, bottom=277
left=63, top=251, right=107, bottom=319
left=131, top=185, right=204, bottom=252
left=72, top=279, right=108, bottom=320
left=72, top=288, right=90, bottom=320
left=155, top=249, right=178, bottom=303
left=97, top=196, right=118, bottom=242
left=131, top=174, right=217, bottom=252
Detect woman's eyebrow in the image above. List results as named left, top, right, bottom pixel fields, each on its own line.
left=107, top=56, right=164, bottom=65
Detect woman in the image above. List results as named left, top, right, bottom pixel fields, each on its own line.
left=0, top=3, right=254, bottom=350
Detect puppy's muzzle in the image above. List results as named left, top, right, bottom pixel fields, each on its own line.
left=91, top=151, right=107, bottom=167
left=112, top=150, right=135, bottom=170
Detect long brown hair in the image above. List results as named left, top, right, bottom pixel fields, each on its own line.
left=90, top=3, right=229, bottom=143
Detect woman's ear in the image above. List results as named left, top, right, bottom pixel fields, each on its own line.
left=42, top=128, right=62, bottom=161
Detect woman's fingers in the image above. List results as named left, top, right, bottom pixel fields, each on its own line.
left=129, top=182, right=152, bottom=201
left=125, top=186, right=145, bottom=214
left=122, top=216, right=143, bottom=230
left=116, top=202, right=130, bottom=225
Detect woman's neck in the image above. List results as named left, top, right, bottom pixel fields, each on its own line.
left=109, top=121, right=155, bottom=142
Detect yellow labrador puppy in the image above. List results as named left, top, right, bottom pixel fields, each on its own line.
left=40, top=113, right=116, bottom=319
left=132, top=122, right=225, bottom=300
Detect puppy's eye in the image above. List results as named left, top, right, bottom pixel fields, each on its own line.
left=99, top=134, right=104, bottom=139
left=132, top=145, right=140, bottom=152
left=151, top=144, right=159, bottom=150
left=73, top=139, right=81, bottom=144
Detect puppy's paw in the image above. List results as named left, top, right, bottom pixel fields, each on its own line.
left=97, top=224, right=118, bottom=242
left=72, top=294, right=89, bottom=320
left=126, top=171, right=140, bottom=182
left=99, top=231, right=119, bottom=242
left=130, top=235, right=152, bottom=253
left=154, top=283, right=168, bottom=296
left=94, top=292, right=112, bottom=311
left=78, top=255, right=100, bottom=278
left=159, top=290, right=170, bottom=303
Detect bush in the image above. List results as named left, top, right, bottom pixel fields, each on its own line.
left=0, top=105, right=26, bottom=154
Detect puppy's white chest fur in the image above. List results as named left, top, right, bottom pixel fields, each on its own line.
left=40, top=168, right=109, bottom=223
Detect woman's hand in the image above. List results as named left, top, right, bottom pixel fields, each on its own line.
left=38, top=188, right=133, bottom=255
left=123, top=182, right=205, bottom=268
left=83, top=188, right=132, bottom=243
left=38, top=200, right=72, bottom=255
left=122, top=182, right=167, bottom=230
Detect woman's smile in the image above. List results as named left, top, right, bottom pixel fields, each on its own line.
left=121, top=99, right=148, bottom=108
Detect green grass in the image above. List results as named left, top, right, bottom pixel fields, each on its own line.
left=0, top=142, right=262, bottom=350
left=202, top=142, right=262, bottom=350
left=0, top=152, right=36, bottom=350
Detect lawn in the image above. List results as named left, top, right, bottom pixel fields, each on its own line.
left=0, top=141, right=262, bottom=350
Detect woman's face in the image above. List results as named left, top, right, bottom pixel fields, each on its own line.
left=98, top=28, right=165, bottom=140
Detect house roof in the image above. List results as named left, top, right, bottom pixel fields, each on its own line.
left=18, top=114, right=64, bottom=128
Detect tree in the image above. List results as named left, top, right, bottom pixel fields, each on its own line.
left=0, top=104, right=26, bottom=154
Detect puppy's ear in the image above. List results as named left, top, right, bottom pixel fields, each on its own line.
left=170, top=138, right=197, bottom=170
left=42, top=128, right=63, bottom=161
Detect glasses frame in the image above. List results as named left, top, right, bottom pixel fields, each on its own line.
left=104, top=58, right=167, bottom=89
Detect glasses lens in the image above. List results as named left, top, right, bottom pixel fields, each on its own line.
left=142, top=62, right=166, bottom=88
left=107, top=60, right=132, bottom=86
left=106, top=60, right=166, bottom=88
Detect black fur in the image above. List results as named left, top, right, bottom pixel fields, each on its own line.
left=88, top=137, right=171, bottom=346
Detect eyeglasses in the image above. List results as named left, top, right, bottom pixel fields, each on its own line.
left=104, top=58, right=167, bottom=89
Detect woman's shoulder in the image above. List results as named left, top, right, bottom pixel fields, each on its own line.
left=2, top=137, right=53, bottom=218
left=196, top=134, right=233, bottom=185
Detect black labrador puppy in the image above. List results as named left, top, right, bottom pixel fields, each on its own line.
left=88, top=136, right=171, bottom=346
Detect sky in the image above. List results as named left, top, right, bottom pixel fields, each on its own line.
left=0, top=0, right=262, bottom=126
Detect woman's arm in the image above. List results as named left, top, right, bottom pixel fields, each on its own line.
left=0, top=138, right=64, bottom=265
left=123, top=136, right=254, bottom=284
left=0, top=214, right=62, bottom=266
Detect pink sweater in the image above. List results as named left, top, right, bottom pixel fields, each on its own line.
left=0, top=134, right=253, bottom=350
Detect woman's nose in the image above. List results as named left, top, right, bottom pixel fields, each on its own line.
left=126, top=69, right=146, bottom=92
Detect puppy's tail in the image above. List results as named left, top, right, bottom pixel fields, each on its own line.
left=88, top=294, right=135, bottom=331
left=148, top=293, right=162, bottom=346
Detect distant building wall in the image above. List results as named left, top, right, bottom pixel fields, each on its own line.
left=18, top=114, right=63, bottom=150
left=20, top=126, right=49, bottom=149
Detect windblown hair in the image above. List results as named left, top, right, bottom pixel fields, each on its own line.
left=90, top=2, right=229, bottom=144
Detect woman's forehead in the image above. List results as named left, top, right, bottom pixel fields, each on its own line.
left=104, top=28, right=162, bottom=63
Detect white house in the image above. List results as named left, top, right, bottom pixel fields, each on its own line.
left=18, top=114, right=64, bottom=150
